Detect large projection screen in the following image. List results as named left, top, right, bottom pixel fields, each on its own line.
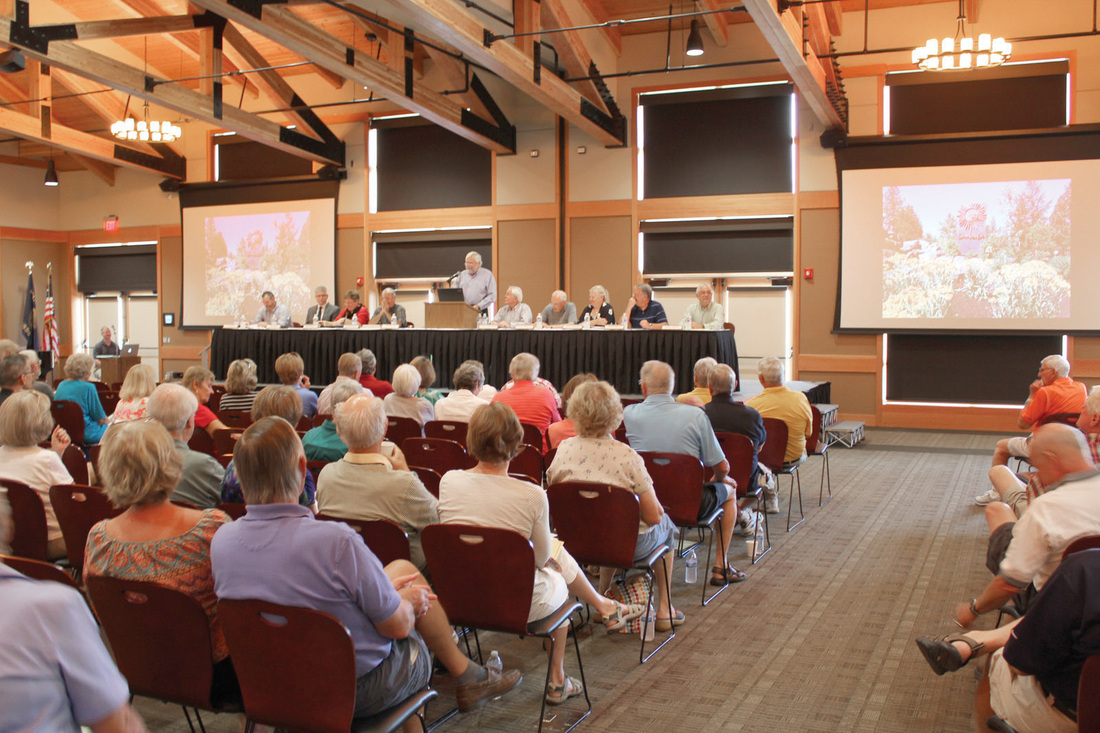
left=180, top=180, right=337, bottom=329
left=839, top=158, right=1100, bottom=332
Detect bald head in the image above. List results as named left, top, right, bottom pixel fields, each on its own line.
left=1030, top=423, right=1094, bottom=485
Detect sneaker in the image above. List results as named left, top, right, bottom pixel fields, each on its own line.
left=545, top=676, right=584, bottom=705
left=974, top=488, right=1000, bottom=506
left=764, top=493, right=780, bottom=514
left=602, top=600, right=646, bottom=633
left=736, top=509, right=757, bottom=536
left=456, top=668, right=523, bottom=712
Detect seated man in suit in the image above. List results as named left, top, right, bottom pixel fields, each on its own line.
left=306, top=285, right=340, bottom=324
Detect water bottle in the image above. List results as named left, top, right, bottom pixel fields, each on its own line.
left=390, top=314, right=397, bottom=327
left=535, top=313, right=543, bottom=329
left=643, top=600, right=655, bottom=641
left=621, top=312, right=629, bottom=328
left=684, top=548, right=698, bottom=584
left=313, top=308, right=320, bottom=324
left=583, top=312, right=591, bottom=329
left=683, top=313, right=692, bottom=331
left=486, top=650, right=502, bottom=681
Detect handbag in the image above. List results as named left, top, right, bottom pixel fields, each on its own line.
left=606, top=573, right=653, bottom=635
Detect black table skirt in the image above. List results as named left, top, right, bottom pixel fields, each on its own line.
left=210, top=327, right=739, bottom=396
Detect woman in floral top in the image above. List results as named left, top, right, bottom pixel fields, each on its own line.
left=109, top=363, right=157, bottom=423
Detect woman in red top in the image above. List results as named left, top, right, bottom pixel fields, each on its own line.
left=183, top=366, right=227, bottom=438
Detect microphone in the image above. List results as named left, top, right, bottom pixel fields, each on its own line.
left=446, top=270, right=462, bottom=284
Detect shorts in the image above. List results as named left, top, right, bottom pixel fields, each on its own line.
left=635, top=513, right=677, bottom=563
left=354, top=632, right=432, bottom=718
left=698, top=482, right=730, bottom=521
left=988, top=649, right=1076, bottom=733
left=985, top=522, right=1037, bottom=612
left=1005, top=436, right=1032, bottom=459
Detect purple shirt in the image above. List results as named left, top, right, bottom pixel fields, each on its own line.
left=210, top=503, right=401, bottom=675
left=454, top=267, right=497, bottom=311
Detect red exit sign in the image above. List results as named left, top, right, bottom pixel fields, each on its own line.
left=103, top=216, right=119, bottom=232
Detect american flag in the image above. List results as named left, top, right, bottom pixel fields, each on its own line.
left=41, top=267, right=59, bottom=365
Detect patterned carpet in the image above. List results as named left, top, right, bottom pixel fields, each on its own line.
left=135, top=428, right=1005, bottom=732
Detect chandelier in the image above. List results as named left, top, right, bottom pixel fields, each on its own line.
left=111, top=99, right=181, bottom=143
left=911, top=0, right=1011, bottom=72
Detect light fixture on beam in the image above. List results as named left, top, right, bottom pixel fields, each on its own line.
left=912, top=0, right=1010, bottom=71
left=685, top=18, right=705, bottom=57
left=43, top=157, right=58, bottom=187
left=111, top=99, right=182, bottom=143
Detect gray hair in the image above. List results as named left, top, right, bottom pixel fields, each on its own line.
left=757, top=356, right=784, bottom=387
left=344, top=290, right=361, bottom=302
left=0, top=390, right=54, bottom=446
left=693, top=357, right=718, bottom=387
left=506, top=285, right=524, bottom=302
left=329, top=379, right=361, bottom=411
left=146, top=383, right=199, bottom=435
left=639, top=360, right=674, bottom=394
left=261, top=290, right=275, bottom=300
left=551, top=290, right=567, bottom=303
left=392, top=364, right=421, bottom=397
left=509, top=352, right=540, bottom=381
left=453, top=362, right=484, bottom=392
left=381, top=287, right=396, bottom=299
left=64, top=352, right=94, bottom=380
left=314, top=285, right=328, bottom=294
left=466, top=251, right=483, bottom=265
left=235, top=417, right=304, bottom=504
left=99, top=420, right=183, bottom=509
left=589, top=285, right=608, bottom=302
left=633, top=283, right=653, bottom=299
left=335, top=394, right=387, bottom=451
left=1043, top=354, right=1071, bottom=378
left=695, top=283, right=713, bottom=295
left=709, top=365, right=735, bottom=396
left=18, top=349, right=40, bottom=375
left=1085, top=385, right=1100, bottom=417
left=337, top=352, right=363, bottom=378
left=0, top=354, right=26, bottom=389
left=0, top=339, right=19, bottom=357
left=0, top=494, right=10, bottom=555
left=358, top=348, right=378, bottom=376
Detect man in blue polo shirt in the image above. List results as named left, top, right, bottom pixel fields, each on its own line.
left=626, top=283, right=668, bottom=329
left=624, top=360, right=745, bottom=585
left=211, top=416, right=521, bottom=718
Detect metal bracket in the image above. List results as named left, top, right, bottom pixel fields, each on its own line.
left=580, top=97, right=626, bottom=146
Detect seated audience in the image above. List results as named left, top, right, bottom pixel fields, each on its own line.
left=369, top=287, right=407, bottom=326
left=18, top=349, right=53, bottom=399
left=221, top=386, right=317, bottom=509
left=317, top=352, right=367, bottom=416
left=383, top=364, right=434, bottom=427
left=84, top=420, right=238, bottom=706
left=333, top=289, right=366, bottom=323
left=684, top=284, right=724, bottom=330
left=494, top=286, right=533, bottom=326
left=358, top=348, right=394, bottom=398
left=182, top=366, right=228, bottom=438
left=211, top=416, right=522, bottom=717
left=303, top=380, right=360, bottom=461
left=546, top=373, right=597, bottom=449
left=626, top=283, right=667, bottom=329
left=0, top=496, right=147, bottom=733
left=0, top=391, right=72, bottom=560
left=468, top=359, right=499, bottom=401
left=980, top=354, right=1087, bottom=504
left=492, top=353, right=561, bottom=451
left=216, top=359, right=259, bottom=413
left=0, top=339, right=20, bottom=357
left=547, top=381, right=682, bottom=630
left=275, top=352, right=317, bottom=419
left=55, top=353, right=109, bottom=444
left=624, top=361, right=744, bottom=586
left=0, top=353, right=31, bottom=406
left=677, top=357, right=718, bottom=407
left=705, top=364, right=767, bottom=519
left=110, top=363, right=157, bottom=423
left=746, top=356, right=812, bottom=464
left=317, top=395, right=438, bottom=569
left=440, top=403, right=645, bottom=703
left=410, top=355, right=443, bottom=405
left=578, top=285, right=614, bottom=326
left=434, top=361, right=490, bottom=422
left=540, top=290, right=577, bottom=326
left=146, top=384, right=225, bottom=509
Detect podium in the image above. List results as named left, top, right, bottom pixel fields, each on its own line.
left=98, top=356, right=141, bottom=385
left=425, top=302, right=479, bottom=329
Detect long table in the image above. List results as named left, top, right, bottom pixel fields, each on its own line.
left=210, top=326, right=739, bottom=397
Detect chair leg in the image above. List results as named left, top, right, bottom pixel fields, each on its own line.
left=181, top=706, right=198, bottom=733
left=818, top=450, right=831, bottom=507
left=640, top=556, right=677, bottom=664
left=751, top=494, right=771, bottom=564
left=537, top=632, right=557, bottom=733
left=702, top=512, right=729, bottom=606
left=786, top=470, right=804, bottom=532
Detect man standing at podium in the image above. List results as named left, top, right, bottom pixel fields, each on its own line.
left=454, top=251, right=496, bottom=315
left=92, top=326, right=120, bottom=357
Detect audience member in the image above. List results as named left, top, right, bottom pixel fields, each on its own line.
left=110, top=363, right=157, bottom=423
left=55, top=353, right=109, bottom=444
left=434, top=361, right=490, bottom=422
left=494, top=286, right=533, bottom=326
left=211, top=416, right=522, bottom=716
left=410, top=355, right=443, bottom=405
left=19, top=349, right=53, bottom=399
left=684, top=284, right=724, bottom=330
left=216, top=358, right=259, bottom=413
left=0, top=338, right=20, bottom=357
left=383, top=364, right=434, bottom=427
left=0, top=353, right=30, bottom=406
left=303, top=379, right=360, bottom=461
left=467, top=359, right=498, bottom=401
left=0, top=496, right=147, bottom=733
left=499, top=356, right=562, bottom=408
left=540, top=290, right=577, bottom=326
left=546, top=381, right=682, bottom=629
left=92, top=326, right=121, bottom=357
left=369, top=287, right=407, bottom=326
left=705, top=364, right=766, bottom=532
left=546, top=373, right=597, bottom=449
left=492, top=353, right=560, bottom=451
left=676, top=356, right=717, bottom=406
left=746, top=356, right=811, bottom=464
left=182, top=366, right=228, bottom=437
left=317, top=352, right=367, bottom=416
left=626, top=283, right=667, bottom=329
left=453, top=250, right=496, bottom=314
left=84, top=420, right=238, bottom=706
left=253, top=290, right=291, bottom=328
left=578, top=285, right=614, bottom=325
left=0, top=390, right=72, bottom=560
left=317, top=394, right=438, bottom=569
left=146, top=383, right=225, bottom=509
left=358, top=348, right=394, bottom=398
left=274, top=352, right=317, bottom=419
left=440, top=402, right=645, bottom=704
left=306, top=285, right=339, bottom=324
left=334, top=289, right=366, bottom=323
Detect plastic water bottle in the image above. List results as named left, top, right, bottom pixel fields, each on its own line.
left=313, top=308, right=320, bottom=324
left=390, top=314, right=397, bottom=326
left=486, top=650, right=502, bottom=681
left=643, top=600, right=656, bottom=641
left=535, top=313, right=543, bottom=329
left=684, top=548, right=698, bottom=584
left=621, top=312, right=629, bottom=328
left=583, top=312, right=591, bottom=329
left=683, top=313, right=692, bottom=331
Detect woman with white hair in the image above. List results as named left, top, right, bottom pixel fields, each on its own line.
left=578, top=285, right=614, bottom=326
left=54, top=352, right=109, bottom=444
left=493, top=285, right=532, bottom=326
left=0, top=391, right=73, bottom=560
left=382, top=364, right=434, bottom=426
left=110, top=363, right=157, bottom=423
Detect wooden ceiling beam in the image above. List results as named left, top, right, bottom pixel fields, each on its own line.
left=540, top=0, right=610, bottom=113
left=514, top=0, right=540, bottom=59
left=422, top=45, right=492, bottom=121
left=51, top=69, right=176, bottom=157
left=966, top=0, right=979, bottom=24
left=35, top=14, right=214, bottom=41
left=222, top=22, right=319, bottom=135
left=697, top=0, right=730, bottom=48
left=823, top=0, right=842, bottom=36
left=72, top=154, right=117, bottom=186
left=578, top=0, right=621, bottom=55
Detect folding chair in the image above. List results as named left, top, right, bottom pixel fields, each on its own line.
left=640, top=452, right=728, bottom=605
left=402, top=438, right=474, bottom=476
left=48, top=483, right=122, bottom=579
left=218, top=599, right=436, bottom=733
left=1063, top=535, right=1100, bottom=560
left=50, top=400, right=86, bottom=448
left=2, top=479, right=48, bottom=561
left=411, top=467, right=442, bottom=499
left=61, top=444, right=89, bottom=485
left=713, top=432, right=770, bottom=564
left=509, top=444, right=544, bottom=486
left=217, top=410, right=252, bottom=429
left=387, top=416, right=423, bottom=446
left=547, top=481, right=675, bottom=663
left=424, top=420, right=469, bottom=448
left=188, top=428, right=217, bottom=457
left=295, top=415, right=313, bottom=432
left=313, top=413, right=331, bottom=427
left=87, top=444, right=102, bottom=486
left=422, top=524, right=589, bottom=733
left=216, top=502, right=247, bottom=520
left=1, top=554, right=83, bottom=594
left=807, top=405, right=832, bottom=507
left=760, top=418, right=805, bottom=532
left=316, top=514, right=412, bottom=566
left=212, top=428, right=243, bottom=458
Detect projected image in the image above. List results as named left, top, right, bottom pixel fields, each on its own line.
left=881, top=179, right=1071, bottom=319
left=202, top=211, right=314, bottom=319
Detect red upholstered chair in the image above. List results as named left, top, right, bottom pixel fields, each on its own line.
left=307, top=460, right=330, bottom=485
left=411, top=467, right=442, bottom=499
left=50, top=400, right=86, bottom=448
left=213, top=428, right=244, bottom=458
left=218, top=599, right=436, bottom=733
left=110, top=381, right=124, bottom=391
left=313, top=413, right=331, bottom=427
left=422, top=524, right=589, bottom=733
left=206, top=391, right=222, bottom=413
left=386, top=416, right=423, bottom=447
left=99, top=391, right=120, bottom=416
left=508, top=445, right=544, bottom=486
left=807, top=405, right=832, bottom=507
left=519, top=423, right=544, bottom=452
left=613, top=424, right=629, bottom=444
left=316, top=515, right=412, bottom=566
left=401, top=438, right=474, bottom=476
left=61, top=444, right=89, bottom=486
left=217, top=502, right=247, bottom=520
left=218, top=410, right=252, bottom=429
left=92, top=381, right=109, bottom=393
left=713, top=432, right=770, bottom=564
left=424, top=420, right=469, bottom=448
left=48, top=483, right=122, bottom=579
left=188, top=427, right=217, bottom=457
left=295, top=415, right=313, bottom=432
left=759, top=418, right=805, bottom=532
left=2, top=479, right=48, bottom=561
left=1063, top=535, right=1100, bottom=560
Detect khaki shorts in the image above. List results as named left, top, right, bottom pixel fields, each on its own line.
left=988, top=649, right=1076, bottom=733
left=1005, top=435, right=1032, bottom=459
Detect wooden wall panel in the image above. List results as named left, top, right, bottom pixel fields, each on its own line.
left=568, top=216, right=633, bottom=316
left=497, top=219, right=557, bottom=315
left=0, top=238, right=70, bottom=351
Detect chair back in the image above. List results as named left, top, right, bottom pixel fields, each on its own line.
left=546, top=482, right=640, bottom=570
left=806, top=405, right=824, bottom=454
left=92, top=381, right=109, bottom=393
left=613, top=424, right=629, bottom=444
left=386, top=416, right=423, bottom=446
left=295, top=415, right=313, bottom=432
left=218, top=410, right=252, bottom=429
left=307, top=460, right=330, bottom=484
left=316, top=515, right=412, bottom=566
left=188, top=427, right=217, bottom=457
left=87, top=444, right=102, bottom=486
left=313, top=413, right=330, bottom=427
left=2, top=480, right=48, bottom=560
left=1064, top=535, right=1100, bottom=560
left=714, top=432, right=755, bottom=499
left=519, top=423, right=544, bottom=451
left=61, top=445, right=89, bottom=486
left=206, top=391, right=222, bottom=413
left=508, top=444, right=544, bottom=485
left=401, top=438, right=473, bottom=475
left=110, top=381, right=124, bottom=391
left=100, top=391, right=120, bottom=416
left=1, top=554, right=82, bottom=591
left=217, top=599, right=357, bottom=733
left=759, top=418, right=790, bottom=472
left=1079, top=655, right=1100, bottom=732
left=213, top=428, right=244, bottom=457
left=48, top=484, right=122, bottom=574
left=422, top=523, right=535, bottom=636
left=424, top=420, right=469, bottom=447
left=1041, top=411, right=1081, bottom=427
left=640, top=452, right=706, bottom=526
left=51, top=400, right=86, bottom=447
left=85, top=576, right=215, bottom=710
left=411, top=467, right=441, bottom=498
left=217, top=502, right=247, bottom=520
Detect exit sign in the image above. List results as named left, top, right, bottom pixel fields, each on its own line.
left=103, top=216, right=119, bottom=232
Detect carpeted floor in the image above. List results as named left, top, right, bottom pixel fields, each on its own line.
left=134, top=428, right=1006, bottom=732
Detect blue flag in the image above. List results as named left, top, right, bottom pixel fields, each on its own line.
left=21, top=271, right=36, bottom=348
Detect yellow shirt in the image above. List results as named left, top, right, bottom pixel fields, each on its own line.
left=746, top=386, right=813, bottom=462
left=676, top=386, right=712, bottom=406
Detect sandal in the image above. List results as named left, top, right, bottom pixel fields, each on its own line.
left=654, top=609, right=686, bottom=632
left=546, top=676, right=584, bottom=705
left=710, top=565, right=747, bottom=586
left=602, top=600, right=646, bottom=633
left=915, top=633, right=985, bottom=676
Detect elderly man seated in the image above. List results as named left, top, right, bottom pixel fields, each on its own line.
left=684, top=284, right=724, bottom=330
left=539, top=290, right=577, bottom=326
left=746, top=356, right=811, bottom=465
left=434, top=361, right=490, bottom=422
left=492, top=353, right=560, bottom=451
left=211, top=416, right=522, bottom=717
left=316, top=395, right=438, bottom=569
left=303, top=379, right=361, bottom=462
left=146, top=383, right=226, bottom=509
left=676, top=357, right=717, bottom=407
left=0, top=353, right=31, bottom=406
left=18, top=350, right=53, bottom=399
left=625, top=283, right=667, bottom=330
left=369, top=287, right=407, bottom=326
left=494, top=286, right=532, bottom=326
left=705, top=364, right=766, bottom=534
left=624, top=360, right=745, bottom=585
left=317, top=352, right=368, bottom=416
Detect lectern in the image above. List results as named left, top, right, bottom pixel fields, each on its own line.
left=98, top=356, right=141, bottom=385
left=424, top=302, right=479, bottom=329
